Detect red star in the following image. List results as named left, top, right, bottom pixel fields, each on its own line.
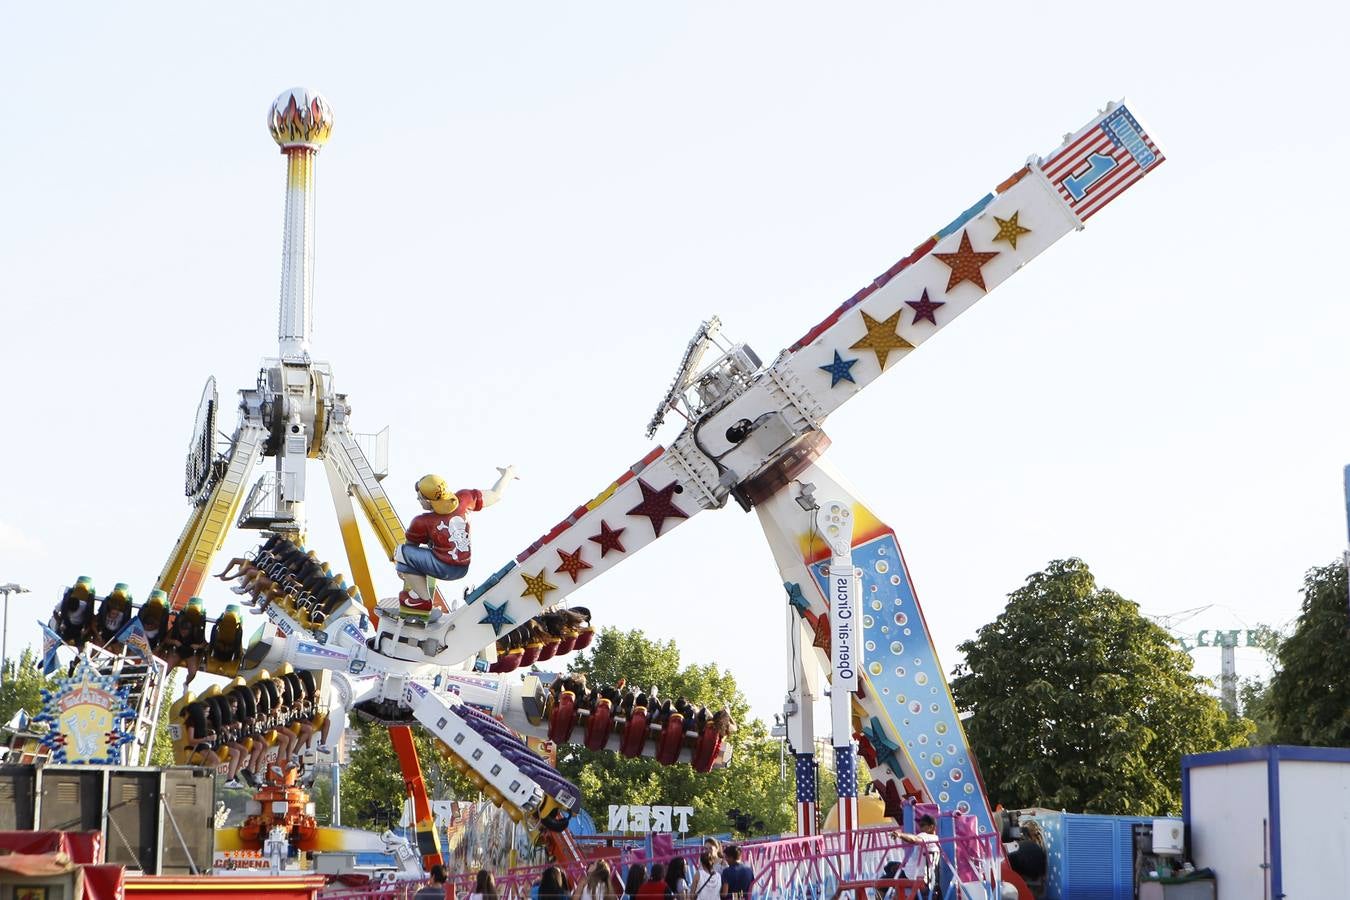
left=933, top=230, right=1000, bottom=292
left=554, top=547, right=592, bottom=583
left=626, top=478, right=689, bottom=537
left=811, top=612, right=831, bottom=654
left=905, top=288, right=945, bottom=325
left=588, top=520, right=627, bottom=557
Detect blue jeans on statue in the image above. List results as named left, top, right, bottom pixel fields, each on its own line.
left=395, top=544, right=470, bottom=581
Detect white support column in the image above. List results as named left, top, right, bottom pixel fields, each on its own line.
left=817, top=499, right=861, bottom=850
left=786, top=608, right=820, bottom=836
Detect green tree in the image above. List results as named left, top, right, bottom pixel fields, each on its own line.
left=0, top=648, right=57, bottom=726
left=559, top=627, right=793, bottom=836
left=1268, top=561, right=1350, bottom=747
left=950, top=559, right=1251, bottom=816
left=148, top=669, right=179, bottom=766
left=339, top=719, right=476, bottom=829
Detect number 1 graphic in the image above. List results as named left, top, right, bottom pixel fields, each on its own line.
left=1063, top=152, right=1118, bottom=201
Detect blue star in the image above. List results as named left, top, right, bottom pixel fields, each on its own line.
left=818, top=350, right=859, bottom=387
left=784, top=581, right=811, bottom=615
left=478, top=600, right=515, bottom=636
left=863, top=716, right=903, bottom=773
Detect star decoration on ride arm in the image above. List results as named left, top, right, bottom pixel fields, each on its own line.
left=520, top=569, right=559, bottom=605
left=933, top=229, right=1000, bottom=292
left=811, top=612, right=831, bottom=654
left=478, top=600, right=515, bottom=636
left=626, top=478, right=689, bottom=537
left=905, top=288, right=945, bottom=326
left=554, top=547, right=592, bottom=584
left=588, top=520, right=627, bottom=557
left=818, top=350, right=859, bottom=387
left=862, top=716, right=903, bottom=774
left=848, top=310, right=914, bottom=370
left=991, top=211, right=1031, bottom=250
left=785, top=581, right=811, bottom=615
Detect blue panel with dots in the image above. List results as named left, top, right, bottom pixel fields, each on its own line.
left=811, top=531, right=993, bottom=836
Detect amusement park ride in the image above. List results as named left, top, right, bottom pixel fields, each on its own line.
left=37, top=86, right=1163, bottom=888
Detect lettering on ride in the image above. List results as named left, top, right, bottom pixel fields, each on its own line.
left=1103, top=108, right=1157, bottom=168
left=1064, top=152, right=1118, bottom=201
left=607, top=804, right=694, bottom=833
left=1181, top=629, right=1262, bottom=651
left=833, top=572, right=858, bottom=692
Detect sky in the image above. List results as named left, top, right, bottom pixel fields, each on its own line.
left=2, top=2, right=1346, bottom=731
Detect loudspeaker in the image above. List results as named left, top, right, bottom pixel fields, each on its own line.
left=0, top=764, right=37, bottom=830
left=106, top=770, right=160, bottom=873
left=38, top=767, right=104, bottom=832
left=159, top=767, right=215, bottom=875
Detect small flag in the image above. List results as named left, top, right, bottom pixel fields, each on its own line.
left=115, top=618, right=153, bottom=662
left=38, top=620, right=64, bottom=675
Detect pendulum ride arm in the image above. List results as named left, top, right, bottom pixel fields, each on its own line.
left=389, top=724, right=443, bottom=869
left=422, top=102, right=1164, bottom=670
left=758, top=459, right=996, bottom=835
left=157, top=424, right=267, bottom=609
left=426, top=444, right=715, bottom=664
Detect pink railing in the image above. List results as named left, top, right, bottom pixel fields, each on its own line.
left=322, top=823, right=1007, bottom=900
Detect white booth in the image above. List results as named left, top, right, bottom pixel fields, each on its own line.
left=1182, top=745, right=1350, bottom=899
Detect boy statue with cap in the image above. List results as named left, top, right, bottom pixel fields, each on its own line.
left=395, top=465, right=517, bottom=617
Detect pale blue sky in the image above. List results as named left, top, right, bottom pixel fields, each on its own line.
left=2, top=3, right=1345, bottom=726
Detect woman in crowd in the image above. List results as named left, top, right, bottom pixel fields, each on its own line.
left=665, top=858, right=690, bottom=900
left=574, top=860, right=615, bottom=900
left=621, top=864, right=646, bottom=899
left=467, top=869, right=498, bottom=900
left=689, top=851, right=720, bottom=900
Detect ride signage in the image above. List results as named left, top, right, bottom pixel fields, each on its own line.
left=832, top=566, right=858, bottom=692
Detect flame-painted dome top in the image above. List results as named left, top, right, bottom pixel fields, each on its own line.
left=268, top=87, right=334, bottom=150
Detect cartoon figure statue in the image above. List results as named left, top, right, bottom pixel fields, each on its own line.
left=137, top=589, right=170, bottom=652
left=90, top=582, right=133, bottom=650
left=52, top=576, right=96, bottom=648
left=394, top=466, right=517, bottom=617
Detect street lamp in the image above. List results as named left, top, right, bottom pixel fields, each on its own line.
left=0, top=583, right=31, bottom=686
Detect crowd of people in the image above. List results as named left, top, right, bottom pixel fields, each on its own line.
left=172, top=666, right=330, bottom=787
left=446, top=837, right=755, bottom=900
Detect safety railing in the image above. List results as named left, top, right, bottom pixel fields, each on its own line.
left=322, top=823, right=1009, bottom=900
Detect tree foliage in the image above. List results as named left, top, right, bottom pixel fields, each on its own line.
left=560, top=627, right=793, bottom=836
left=950, top=559, right=1251, bottom=816
left=148, top=668, right=178, bottom=766
left=0, top=648, right=56, bottom=727
left=1268, top=561, right=1350, bottom=747
left=339, top=719, right=476, bottom=830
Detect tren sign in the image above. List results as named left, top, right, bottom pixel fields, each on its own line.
left=607, top=804, right=694, bottom=833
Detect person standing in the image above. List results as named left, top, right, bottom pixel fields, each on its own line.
left=665, top=858, right=690, bottom=900
left=469, top=869, right=498, bottom=900
left=635, top=864, right=667, bottom=898
left=689, top=851, right=720, bottom=900
left=719, top=845, right=753, bottom=899
left=621, top=864, right=647, bottom=899
left=897, top=815, right=941, bottom=897
left=415, top=865, right=451, bottom=900
left=575, top=861, right=615, bottom=900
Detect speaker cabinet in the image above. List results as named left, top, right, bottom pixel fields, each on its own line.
left=159, top=767, right=215, bottom=875
left=106, top=770, right=160, bottom=872
left=38, top=768, right=105, bottom=832
left=0, top=764, right=36, bottom=830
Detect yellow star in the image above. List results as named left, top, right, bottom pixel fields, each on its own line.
left=991, top=211, right=1031, bottom=250
left=520, top=569, right=559, bottom=606
left=848, top=309, right=914, bottom=370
